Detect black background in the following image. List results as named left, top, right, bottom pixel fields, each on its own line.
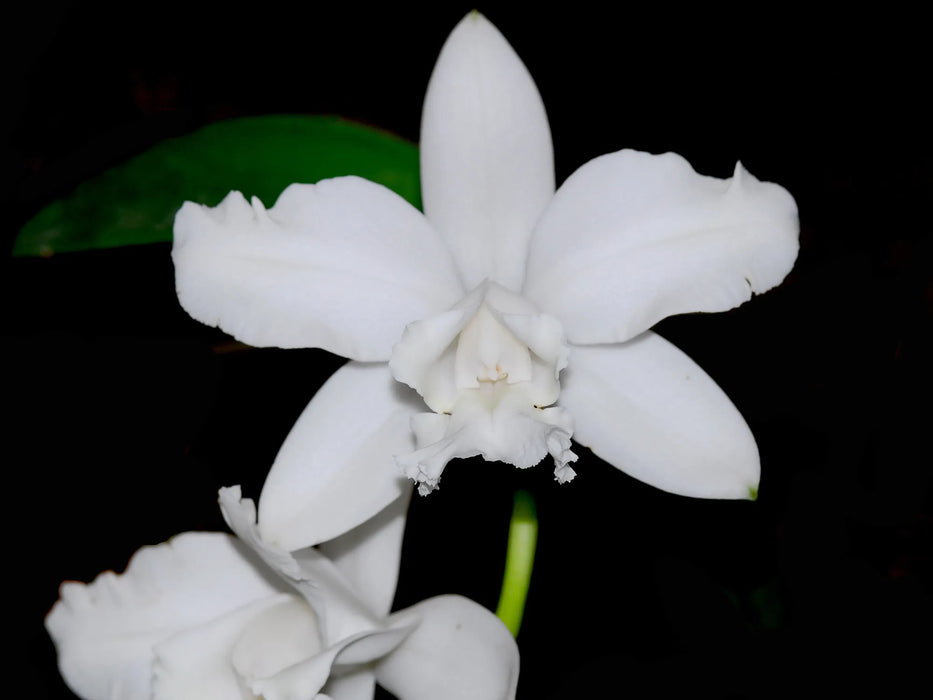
left=5, top=3, right=930, bottom=698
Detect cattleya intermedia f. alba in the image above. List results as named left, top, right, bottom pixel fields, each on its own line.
left=172, top=12, right=799, bottom=551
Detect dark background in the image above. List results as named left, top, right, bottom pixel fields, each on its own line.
left=5, top=3, right=930, bottom=698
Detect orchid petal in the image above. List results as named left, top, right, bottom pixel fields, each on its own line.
left=230, top=597, right=322, bottom=687
left=321, top=670, right=378, bottom=700
left=45, top=532, right=287, bottom=700
left=319, top=490, right=412, bottom=619
left=560, top=333, right=760, bottom=499
left=249, top=627, right=412, bottom=700
left=151, top=594, right=294, bottom=700
left=524, top=151, right=799, bottom=344
left=173, top=176, right=462, bottom=361
left=221, top=486, right=381, bottom=645
left=377, top=595, right=519, bottom=700
left=258, top=362, right=417, bottom=551
left=419, top=12, right=555, bottom=290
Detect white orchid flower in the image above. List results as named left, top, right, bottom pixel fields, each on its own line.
left=46, top=488, right=518, bottom=700
left=172, top=13, right=798, bottom=550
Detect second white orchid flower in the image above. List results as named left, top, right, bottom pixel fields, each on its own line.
left=46, top=488, right=518, bottom=700
left=172, top=13, right=798, bottom=550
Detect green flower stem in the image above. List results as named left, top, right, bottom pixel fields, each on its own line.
left=495, top=489, right=538, bottom=637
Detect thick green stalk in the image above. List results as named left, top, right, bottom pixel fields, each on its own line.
left=495, top=489, right=538, bottom=637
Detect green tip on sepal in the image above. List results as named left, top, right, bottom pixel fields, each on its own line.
left=748, top=485, right=759, bottom=501
left=495, top=489, right=538, bottom=637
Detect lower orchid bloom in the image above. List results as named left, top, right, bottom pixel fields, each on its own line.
left=46, top=487, right=518, bottom=700
left=172, top=13, right=799, bottom=550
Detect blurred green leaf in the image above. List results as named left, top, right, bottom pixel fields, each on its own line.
left=14, top=115, right=420, bottom=257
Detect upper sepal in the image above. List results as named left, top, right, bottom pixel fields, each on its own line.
left=420, top=12, right=555, bottom=291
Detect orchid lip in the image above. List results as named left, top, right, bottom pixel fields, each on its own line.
left=390, top=281, right=577, bottom=493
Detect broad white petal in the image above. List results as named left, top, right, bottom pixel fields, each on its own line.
left=524, top=151, right=799, bottom=344
left=258, top=361, right=417, bottom=551
left=173, top=176, right=462, bottom=361
left=152, top=594, right=294, bottom=700
left=319, top=490, right=412, bottom=619
left=560, top=333, right=760, bottom=499
left=249, top=627, right=412, bottom=700
left=377, top=595, right=519, bottom=700
left=221, top=487, right=381, bottom=645
left=321, top=670, right=377, bottom=700
left=45, top=532, right=287, bottom=700
left=231, top=597, right=322, bottom=686
left=420, top=12, right=555, bottom=290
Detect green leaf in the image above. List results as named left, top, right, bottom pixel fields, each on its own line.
left=14, top=115, right=420, bottom=257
